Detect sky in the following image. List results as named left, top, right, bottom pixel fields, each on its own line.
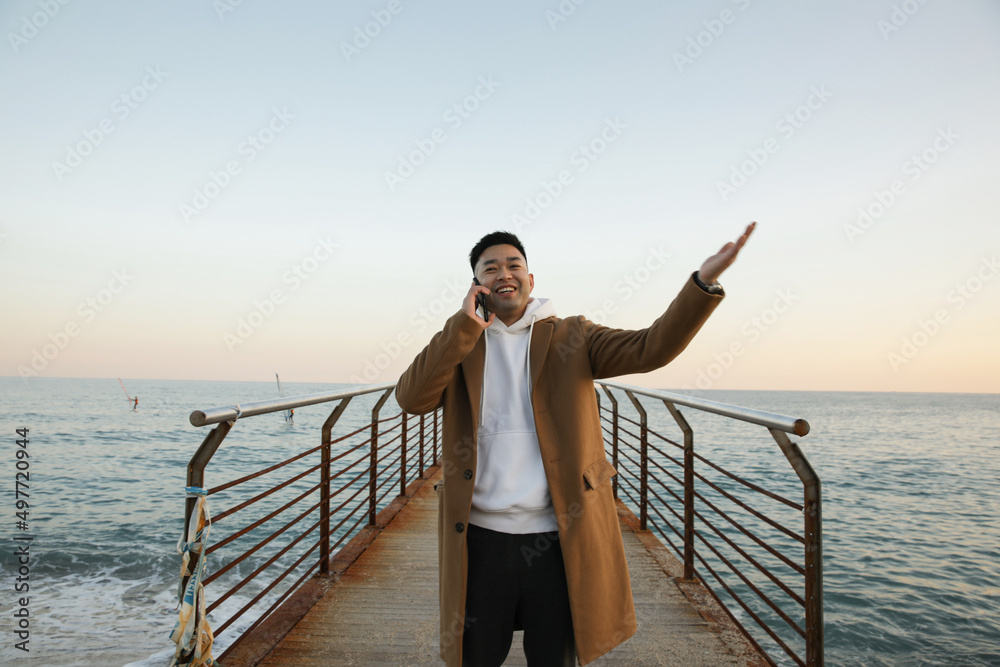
left=2, top=0, right=999, bottom=393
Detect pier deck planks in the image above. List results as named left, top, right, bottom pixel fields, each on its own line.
left=259, top=471, right=757, bottom=666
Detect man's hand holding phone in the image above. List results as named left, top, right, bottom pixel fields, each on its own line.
left=464, top=279, right=494, bottom=328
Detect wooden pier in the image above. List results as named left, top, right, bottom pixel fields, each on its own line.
left=237, top=469, right=765, bottom=666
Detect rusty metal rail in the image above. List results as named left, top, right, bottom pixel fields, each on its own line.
left=596, top=380, right=823, bottom=667
left=181, top=384, right=441, bottom=664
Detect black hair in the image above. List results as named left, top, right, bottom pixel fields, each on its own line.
left=469, top=231, right=527, bottom=272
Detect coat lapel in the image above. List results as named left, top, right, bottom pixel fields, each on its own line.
left=461, top=334, right=485, bottom=428
left=529, top=318, right=553, bottom=399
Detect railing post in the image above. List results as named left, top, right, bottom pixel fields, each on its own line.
left=663, top=400, right=696, bottom=582
left=320, top=422, right=332, bottom=575
left=370, top=416, right=378, bottom=526
left=624, top=391, right=648, bottom=531
left=600, top=385, right=620, bottom=500
left=181, top=420, right=232, bottom=624
left=400, top=413, right=408, bottom=496
left=433, top=409, right=440, bottom=465
left=185, top=420, right=233, bottom=529
left=771, top=428, right=824, bottom=666
left=320, top=397, right=352, bottom=575
left=804, top=477, right=823, bottom=666
left=370, top=389, right=393, bottom=526
left=181, top=421, right=236, bottom=592
left=419, top=414, right=426, bottom=478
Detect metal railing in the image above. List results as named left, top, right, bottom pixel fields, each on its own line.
left=182, top=383, right=441, bottom=664
left=181, top=381, right=820, bottom=665
left=596, top=380, right=822, bottom=667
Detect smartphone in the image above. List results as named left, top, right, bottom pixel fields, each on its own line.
left=473, top=278, right=490, bottom=321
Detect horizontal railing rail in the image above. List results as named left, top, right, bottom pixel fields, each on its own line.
left=598, top=380, right=811, bottom=436
left=188, top=383, right=398, bottom=426
left=179, top=383, right=441, bottom=665
left=596, top=381, right=822, bottom=667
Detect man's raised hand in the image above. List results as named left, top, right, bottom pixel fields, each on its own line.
left=699, top=222, right=756, bottom=285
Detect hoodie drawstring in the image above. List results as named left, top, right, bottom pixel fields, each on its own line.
left=526, top=316, right=536, bottom=407
left=480, top=328, right=489, bottom=428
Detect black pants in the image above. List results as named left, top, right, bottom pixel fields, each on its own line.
left=462, top=524, right=576, bottom=667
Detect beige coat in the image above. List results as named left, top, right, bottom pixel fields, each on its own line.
left=395, top=275, right=723, bottom=665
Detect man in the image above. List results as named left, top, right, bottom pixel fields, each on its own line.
left=395, top=223, right=755, bottom=666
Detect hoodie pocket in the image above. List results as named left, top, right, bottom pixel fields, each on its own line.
left=583, top=459, right=618, bottom=490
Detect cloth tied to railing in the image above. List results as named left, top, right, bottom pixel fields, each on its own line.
left=169, top=486, right=216, bottom=667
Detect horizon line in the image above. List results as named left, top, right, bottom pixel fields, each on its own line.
left=1, top=374, right=997, bottom=396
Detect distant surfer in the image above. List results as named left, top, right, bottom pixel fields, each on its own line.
left=119, top=378, right=138, bottom=411
left=276, top=373, right=293, bottom=422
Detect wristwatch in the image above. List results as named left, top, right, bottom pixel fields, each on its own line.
left=693, top=271, right=724, bottom=295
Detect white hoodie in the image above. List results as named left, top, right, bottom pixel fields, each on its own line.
left=468, top=296, right=560, bottom=534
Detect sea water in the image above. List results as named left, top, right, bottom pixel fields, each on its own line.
left=0, top=378, right=997, bottom=666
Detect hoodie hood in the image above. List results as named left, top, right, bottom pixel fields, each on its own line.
left=484, top=297, right=557, bottom=333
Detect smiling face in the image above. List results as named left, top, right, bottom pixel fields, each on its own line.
left=474, top=243, right=534, bottom=326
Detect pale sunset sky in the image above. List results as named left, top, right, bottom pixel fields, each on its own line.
left=2, top=1, right=998, bottom=393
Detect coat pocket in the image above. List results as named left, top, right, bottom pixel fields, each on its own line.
left=583, top=459, right=618, bottom=490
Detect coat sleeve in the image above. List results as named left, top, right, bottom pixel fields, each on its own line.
left=395, top=309, right=485, bottom=415
left=585, top=273, right=724, bottom=379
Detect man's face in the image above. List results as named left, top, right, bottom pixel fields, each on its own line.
left=474, top=244, right=534, bottom=324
